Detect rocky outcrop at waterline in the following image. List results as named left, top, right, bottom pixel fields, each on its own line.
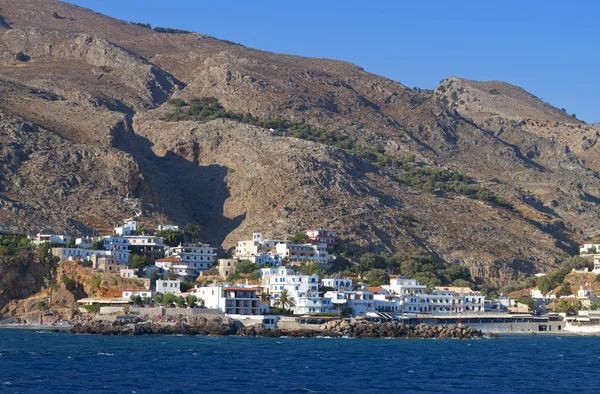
left=318, top=319, right=484, bottom=339
left=70, top=315, right=243, bottom=336
left=71, top=317, right=485, bottom=339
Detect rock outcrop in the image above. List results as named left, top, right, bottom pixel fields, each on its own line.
left=71, top=317, right=484, bottom=339
left=70, top=315, right=243, bottom=336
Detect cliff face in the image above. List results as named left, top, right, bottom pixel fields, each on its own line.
left=0, top=0, right=598, bottom=283
left=0, top=252, right=46, bottom=311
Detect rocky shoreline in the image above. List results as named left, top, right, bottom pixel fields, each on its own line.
left=70, top=316, right=486, bottom=339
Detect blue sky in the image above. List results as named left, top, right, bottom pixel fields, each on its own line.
left=66, top=0, right=598, bottom=123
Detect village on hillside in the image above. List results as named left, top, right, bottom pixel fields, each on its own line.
left=4, top=220, right=600, bottom=334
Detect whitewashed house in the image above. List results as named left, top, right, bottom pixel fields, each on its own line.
left=122, top=289, right=153, bottom=299
left=157, top=224, right=179, bottom=232
left=29, top=233, right=71, bottom=246
left=580, top=244, right=600, bottom=255
left=324, top=290, right=375, bottom=316
left=51, top=247, right=129, bottom=264
left=154, top=256, right=201, bottom=281
left=267, top=267, right=332, bottom=314
left=164, top=244, right=217, bottom=271
left=115, top=220, right=138, bottom=236
left=322, top=276, right=353, bottom=291
left=275, top=242, right=331, bottom=265
left=305, top=228, right=336, bottom=247
left=75, top=237, right=94, bottom=249
left=156, top=279, right=182, bottom=295
left=192, top=286, right=262, bottom=315
left=235, top=233, right=287, bottom=266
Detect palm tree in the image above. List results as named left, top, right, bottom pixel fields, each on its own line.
left=275, top=289, right=296, bottom=312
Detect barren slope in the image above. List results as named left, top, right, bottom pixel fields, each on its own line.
left=0, top=0, right=599, bottom=283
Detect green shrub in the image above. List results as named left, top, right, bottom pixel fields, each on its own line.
left=236, top=260, right=255, bottom=274
left=91, top=274, right=102, bottom=289
left=84, top=304, right=101, bottom=314
left=227, top=273, right=241, bottom=282
left=153, top=26, right=192, bottom=34
left=131, top=21, right=151, bottom=29
left=61, top=276, right=76, bottom=291
left=248, top=271, right=261, bottom=281
left=167, top=98, right=186, bottom=107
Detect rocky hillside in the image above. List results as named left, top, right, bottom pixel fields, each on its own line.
left=0, top=0, right=599, bottom=284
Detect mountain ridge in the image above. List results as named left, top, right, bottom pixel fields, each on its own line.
left=0, top=0, right=598, bottom=284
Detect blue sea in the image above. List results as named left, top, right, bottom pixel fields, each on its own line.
left=0, top=329, right=599, bottom=393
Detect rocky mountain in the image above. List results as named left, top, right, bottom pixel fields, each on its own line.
left=0, top=0, right=599, bottom=284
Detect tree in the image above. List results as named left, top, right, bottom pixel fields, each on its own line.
left=236, top=260, right=256, bottom=274
left=363, top=269, right=390, bottom=286
left=442, top=265, right=472, bottom=284
left=248, top=271, right=261, bottom=281
left=536, top=269, right=569, bottom=296
left=174, top=296, right=185, bottom=308
left=156, top=230, right=184, bottom=247
left=130, top=295, right=142, bottom=305
left=287, top=232, right=309, bottom=244
left=186, top=294, right=198, bottom=308
left=153, top=294, right=164, bottom=304
left=451, top=279, right=472, bottom=288
left=227, top=273, right=241, bottom=282
left=130, top=254, right=152, bottom=271
left=590, top=304, right=600, bottom=311
left=330, top=256, right=352, bottom=273
left=182, top=224, right=201, bottom=242
left=91, top=274, right=102, bottom=290
left=162, top=292, right=175, bottom=307
left=37, top=244, right=59, bottom=288
left=294, top=262, right=320, bottom=276
left=167, top=98, right=186, bottom=107
left=556, top=283, right=573, bottom=298
left=275, top=289, right=296, bottom=312
left=561, top=256, right=592, bottom=270
left=359, top=253, right=388, bottom=271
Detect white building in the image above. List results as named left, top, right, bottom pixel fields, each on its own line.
left=164, top=244, right=217, bottom=271
left=154, top=256, right=201, bottom=281
left=275, top=243, right=331, bottom=264
left=192, top=286, right=262, bottom=315
left=51, top=247, right=129, bottom=264
left=430, top=287, right=485, bottom=313
left=101, top=235, right=165, bottom=258
left=120, top=268, right=137, bottom=279
left=115, top=220, right=138, bottom=236
left=305, top=228, right=336, bottom=247
left=594, top=256, right=600, bottom=273
left=235, top=233, right=288, bottom=266
left=29, top=233, right=71, bottom=246
left=156, top=279, right=182, bottom=295
left=324, top=290, right=375, bottom=316
left=122, top=289, right=153, bottom=299
left=322, top=277, right=353, bottom=291
left=580, top=243, right=600, bottom=255
left=382, top=277, right=427, bottom=296
left=75, top=237, right=94, bottom=249
left=375, top=279, right=486, bottom=315
left=530, top=288, right=556, bottom=300
left=267, top=267, right=332, bottom=314
left=157, top=224, right=179, bottom=232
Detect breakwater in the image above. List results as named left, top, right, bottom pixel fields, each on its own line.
left=70, top=316, right=485, bottom=339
